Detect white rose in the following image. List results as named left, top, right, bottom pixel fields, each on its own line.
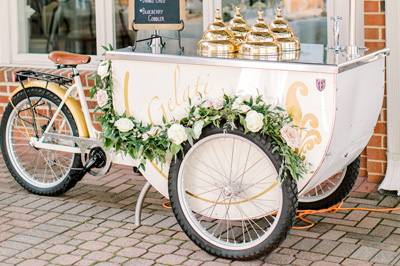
left=239, top=104, right=251, bottom=113
left=96, top=89, right=108, bottom=108
left=193, top=120, right=204, bottom=139
left=115, top=118, right=134, bottom=133
left=245, top=110, right=264, bottom=133
left=168, top=124, right=188, bottom=145
left=97, top=61, right=110, bottom=79
left=280, top=125, right=301, bottom=149
left=232, top=98, right=243, bottom=110
left=148, top=127, right=160, bottom=136
left=142, top=133, right=149, bottom=141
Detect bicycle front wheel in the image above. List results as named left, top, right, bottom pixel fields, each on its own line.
left=1, top=87, right=84, bottom=196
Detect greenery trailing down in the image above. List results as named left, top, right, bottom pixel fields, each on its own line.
left=91, top=46, right=308, bottom=181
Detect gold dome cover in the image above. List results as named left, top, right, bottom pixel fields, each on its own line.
left=269, top=7, right=290, bottom=31
left=228, top=7, right=251, bottom=43
left=197, top=9, right=238, bottom=57
left=239, top=10, right=281, bottom=57
left=269, top=8, right=301, bottom=52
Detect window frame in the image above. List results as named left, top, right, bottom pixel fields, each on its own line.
left=0, top=0, right=363, bottom=69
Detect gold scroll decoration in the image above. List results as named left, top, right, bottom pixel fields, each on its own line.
left=285, top=81, right=321, bottom=155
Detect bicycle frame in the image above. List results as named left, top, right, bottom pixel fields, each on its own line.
left=30, top=68, right=99, bottom=154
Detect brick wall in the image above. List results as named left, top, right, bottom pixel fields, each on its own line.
left=361, top=0, right=387, bottom=183
left=0, top=0, right=389, bottom=191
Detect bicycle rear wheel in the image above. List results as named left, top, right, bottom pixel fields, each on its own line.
left=0, top=87, right=84, bottom=196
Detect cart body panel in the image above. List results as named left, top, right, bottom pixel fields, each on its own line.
left=107, top=46, right=388, bottom=198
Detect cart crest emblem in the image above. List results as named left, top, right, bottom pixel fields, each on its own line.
left=316, top=79, right=326, bottom=92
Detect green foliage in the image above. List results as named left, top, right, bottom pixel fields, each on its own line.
left=91, top=58, right=308, bottom=181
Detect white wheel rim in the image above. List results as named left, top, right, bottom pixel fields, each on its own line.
left=177, top=133, right=283, bottom=251
left=299, top=168, right=347, bottom=203
left=5, top=97, right=75, bottom=189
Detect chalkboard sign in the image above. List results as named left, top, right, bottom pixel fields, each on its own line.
left=129, top=0, right=185, bottom=31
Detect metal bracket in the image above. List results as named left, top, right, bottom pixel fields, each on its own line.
left=135, top=181, right=152, bottom=226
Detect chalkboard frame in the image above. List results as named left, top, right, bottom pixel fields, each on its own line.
left=128, top=0, right=185, bottom=31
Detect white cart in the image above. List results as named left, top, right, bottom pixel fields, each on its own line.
left=103, top=43, right=388, bottom=258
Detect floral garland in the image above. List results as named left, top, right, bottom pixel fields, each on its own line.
left=91, top=48, right=307, bottom=181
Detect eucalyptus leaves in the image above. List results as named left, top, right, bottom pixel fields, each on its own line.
left=91, top=55, right=307, bottom=181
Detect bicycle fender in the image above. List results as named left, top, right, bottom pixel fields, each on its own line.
left=10, top=80, right=89, bottom=137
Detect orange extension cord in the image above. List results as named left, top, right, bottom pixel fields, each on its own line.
left=293, top=199, right=400, bottom=229
left=162, top=198, right=400, bottom=230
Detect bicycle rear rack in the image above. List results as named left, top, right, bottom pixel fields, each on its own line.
left=15, top=70, right=72, bottom=86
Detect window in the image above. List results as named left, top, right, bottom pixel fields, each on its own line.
left=0, top=0, right=362, bottom=67
left=114, top=0, right=204, bottom=53
left=221, top=0, right=328, bottom=46
left=18, top=0, right=97, bottom=54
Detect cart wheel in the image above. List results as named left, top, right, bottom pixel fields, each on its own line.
left=168, top=126, right=298, bottom=260
left=298, top=157, right=360, bottom=210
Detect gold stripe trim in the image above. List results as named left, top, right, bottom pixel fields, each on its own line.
left=186, top=181, right=279, bottom=205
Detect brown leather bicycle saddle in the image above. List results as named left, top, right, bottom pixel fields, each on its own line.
left=49, top=51, right=91, bottom=66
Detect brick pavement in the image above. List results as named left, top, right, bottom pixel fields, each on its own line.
left=0, top=156, right=400, bottom=266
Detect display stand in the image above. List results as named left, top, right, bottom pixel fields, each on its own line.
left=131, top=21, right=185, bottom=53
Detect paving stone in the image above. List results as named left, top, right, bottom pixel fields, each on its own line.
left=110, top=237, right=139, bottom=247
left=156, top=254, right=187, bottom=265
left=105, top=228, right=132, bottom=237
left=310, top=262, right=340, bottom=266
left=75, top=231, right=102, bottom=241
left=292, top=259, right=312, bottom=265
left=341, top=258, right=373, bottom=265
left=117, top=247, right=147, bottom=258
left=84, top=251, right=114, bottom=261
left=292, top=238, right=320, bottom=251
left=149, top=244, right=179, bottom=254
left=319, top=230, right=346, bottom=241
left=330, top=243, right=360, bottom=257
left=265, top=253, right=295, bottom=265
left=17, top=259, right=48, bottom=266
left=350, top=246, right=379, bottom=261
left=345, top=210, right=369, bottom=221
left=15, top=248, right=44, bottom=259
left=295, top=251, right=325, bottom=261
left=371, top=250, right=398, bottom=264
left=370, top=225, right=394, bottom=237
left=311, top=240, right=339, bottom=254
left=47, top=244, right=76, bottom=255
left=357, top=217, right=381, bottom=229
left=378, top=196, right=400, bottom=207
left=51, top=254, right=81, bottom=265
left=124, top=258, right=155, bottom=266
left=383, top=233, right=400, bottom=245
left=79, top=241, right=108, bottom=251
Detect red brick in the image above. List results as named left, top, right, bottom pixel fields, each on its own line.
left=364, top=1, right=380, bottom=12
left=366, top=147, right=387, bottom=161
left=365, top=28, right=379, bottom=39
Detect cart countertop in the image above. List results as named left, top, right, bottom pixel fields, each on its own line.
left=106, top=38, right=389, bottom=74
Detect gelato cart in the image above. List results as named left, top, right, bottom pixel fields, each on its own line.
left=105, top=35, right=388, bottom=261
